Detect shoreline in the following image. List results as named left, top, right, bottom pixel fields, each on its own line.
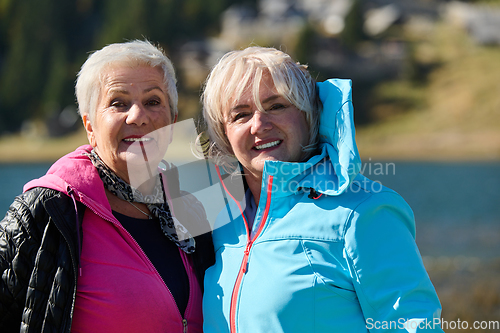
left=0, top=129, right=499, bottom=163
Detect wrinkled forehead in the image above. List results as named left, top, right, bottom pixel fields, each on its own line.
left=100, top=62, right=164, bottom=85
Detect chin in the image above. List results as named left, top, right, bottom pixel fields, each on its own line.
left=124, top=152, right=162, bottom=188
left=251, top=159, right=273, bottom=173
left=260, top=154, right=285, bottom=164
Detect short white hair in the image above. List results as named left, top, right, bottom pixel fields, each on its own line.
left=201, top=46, right=320, bottom=164
left=76, top=40, right=178, bottom=123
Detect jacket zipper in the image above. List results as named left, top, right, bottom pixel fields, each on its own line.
left=77, top=195, right=189, bottom=330
left=229, top=175, right=274, bottom=333
left=124, top=227, right=187, bottom=327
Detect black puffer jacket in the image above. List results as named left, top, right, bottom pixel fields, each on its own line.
left=0, top=187, right=84, bottom=332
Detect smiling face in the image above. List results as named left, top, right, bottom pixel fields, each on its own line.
left=83, top=65, right=173, bottom=182
left=224, top=73, right=310, bottom=184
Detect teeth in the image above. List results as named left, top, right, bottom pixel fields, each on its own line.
left=123, top=137, right=152, bottom=142
left=255, top=140, right=280, bottom=150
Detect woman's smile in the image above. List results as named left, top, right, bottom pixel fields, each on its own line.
left=253, top=139, right=282, bottom=150
left=123, top=136, right=153, bottom=143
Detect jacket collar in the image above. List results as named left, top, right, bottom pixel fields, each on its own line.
left=23, top=144, right=114, bottom=219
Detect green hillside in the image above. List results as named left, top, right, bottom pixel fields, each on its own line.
left=1, top=21, right=499, bottom=163
left=357, top=22, right=500, bottom=161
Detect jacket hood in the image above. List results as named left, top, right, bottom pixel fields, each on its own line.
left=263, top=79, right=361, bottom=197
left=23, top=145, right=112, bottom=215
left=316, top=78, right=361, bottom=195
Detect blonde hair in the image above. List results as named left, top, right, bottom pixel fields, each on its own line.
left=76, top=40, right=178, bottom=123
left=201, top=46, right=320, bottom=167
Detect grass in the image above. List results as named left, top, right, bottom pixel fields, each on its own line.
left=0, top=129, right=89, bottom=163
left=356, top=22, right=500, bottom=161
left=425, top=257, right=500, bottom=332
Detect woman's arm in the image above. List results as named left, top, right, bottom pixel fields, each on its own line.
left=344, top=190, right=444, bottom=332
left=0, top=189, right=46, bottom=330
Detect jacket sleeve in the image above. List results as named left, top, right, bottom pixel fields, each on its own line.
left=343, top=190, right=444, bottom=332
left=0, top=188, right=48, bottom=331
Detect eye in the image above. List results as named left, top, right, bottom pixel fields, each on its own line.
left=146, top=98, right=161, bottom=106
left=230, top=111, right=251, bottom=122
left=268, top=103, right=286, bottom=111
left=110, top=99, right=127, bottom=108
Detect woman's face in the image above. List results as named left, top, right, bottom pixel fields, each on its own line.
left=224, top=73, right=310, bottom=181
left=84, top=66, right=173, bottom=182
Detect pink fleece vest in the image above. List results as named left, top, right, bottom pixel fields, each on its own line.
left=70, top=208, right=203, bottom=333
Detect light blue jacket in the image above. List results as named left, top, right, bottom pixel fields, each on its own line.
left=203, top=79, right=443, bottom=332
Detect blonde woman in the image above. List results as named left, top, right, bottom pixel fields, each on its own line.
left=200, top=46, right=443, bottom=333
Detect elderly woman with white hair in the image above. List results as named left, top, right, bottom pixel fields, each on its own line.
left=0, top=40, right=213, bottom=332
left=200, top=46, right=444, bottom=332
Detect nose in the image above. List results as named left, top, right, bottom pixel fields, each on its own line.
left=126, top=103, right=149, bottom=126
left=250, top=110, right=272, bottom=135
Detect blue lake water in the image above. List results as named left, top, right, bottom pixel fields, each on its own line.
left=0, top=162, right=53, bottom=212
left=1, top=160, right=498, bottom=258
left=360, top=160, right=500, bottom=259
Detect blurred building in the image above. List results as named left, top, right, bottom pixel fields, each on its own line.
left=178, top=0, right=498, bottom=91
left=443, top=1, right=500, bottom=45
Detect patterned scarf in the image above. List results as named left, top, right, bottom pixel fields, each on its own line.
left=86, top=149, right=195, bottom=253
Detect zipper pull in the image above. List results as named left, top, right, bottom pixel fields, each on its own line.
left=183, top=318, right=188, bottom=333
left=308, top=188, right=322, bottom=199
left=242, top=256, right=249, bottom=273
left=242, top=243, right=251, bottom=273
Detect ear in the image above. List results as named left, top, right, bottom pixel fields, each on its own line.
left=83, top=114, right=97, bottom=147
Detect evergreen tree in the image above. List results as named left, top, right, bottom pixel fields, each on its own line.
left=0, top=0, right=257, bottom=134
left=340, top=0, right=366, bottom=52
left=0, top=0, right=95, bottom=133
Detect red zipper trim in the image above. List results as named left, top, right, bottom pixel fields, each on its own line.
left=229, top=175, right=274, bottom=333
left=214, top=165, right=250, bottom=233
